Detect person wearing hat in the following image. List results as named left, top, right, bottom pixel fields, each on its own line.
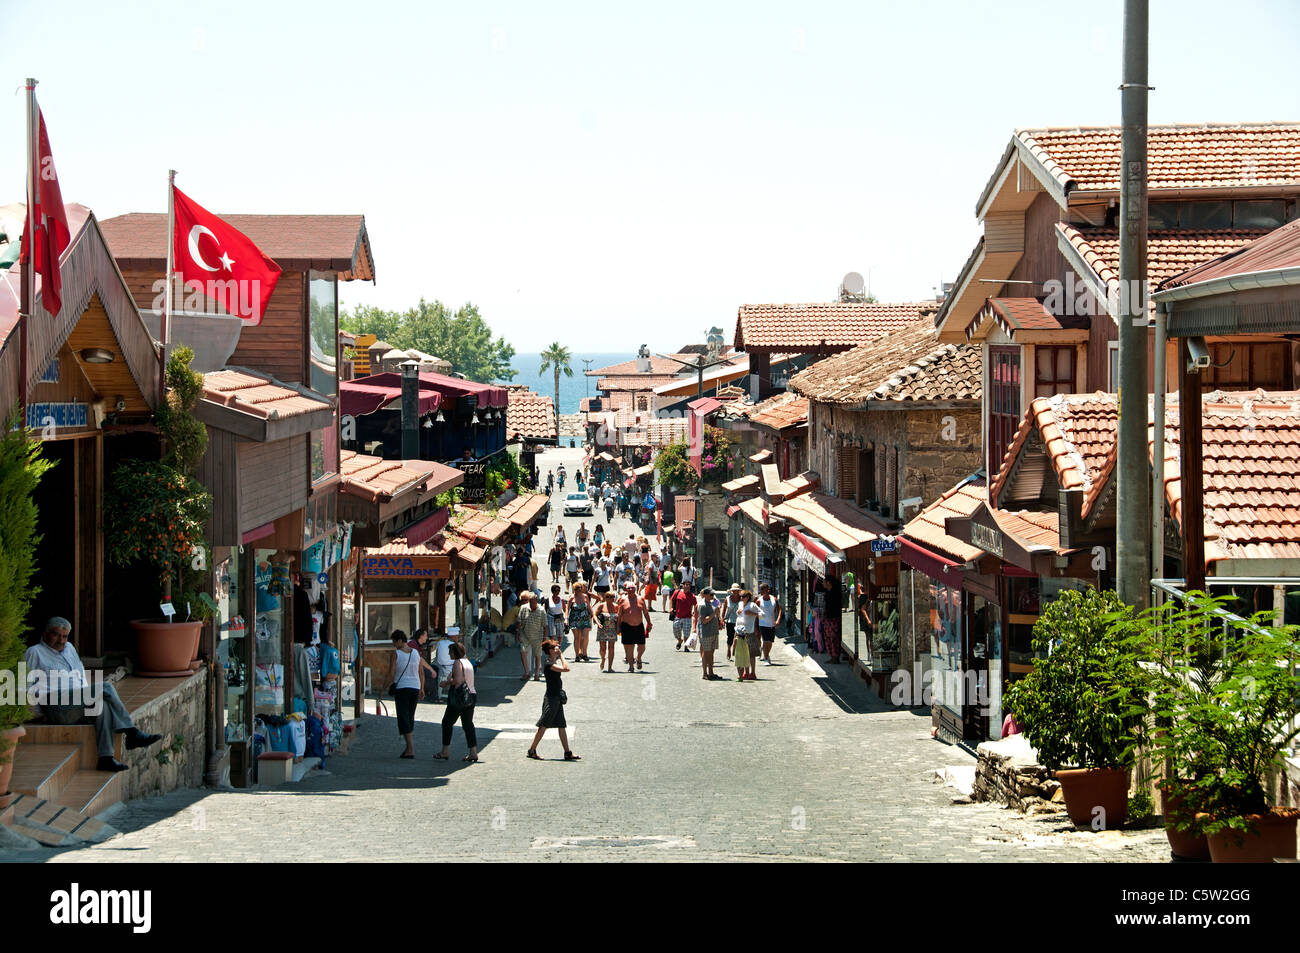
left=696, top=586, right=722, bottom=679
left=724, top=584, right=742, bottom=660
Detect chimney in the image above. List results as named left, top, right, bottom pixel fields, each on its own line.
left=400, top=360, right=420, bottom=459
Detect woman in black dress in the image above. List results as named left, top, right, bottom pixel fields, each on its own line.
left=527, top=640, right=580, bottom=761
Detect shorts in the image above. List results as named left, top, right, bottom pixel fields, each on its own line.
left=699, top=630, right=719, bottom=652
left=672, top=618, right=692, bottom=640
left=521, top=630, right=545, bottom=653
left=620, top=623, right=646, bottom=646
left=644, top=584, right=658, bottom=601
left=725, top=622, right=735, bottom=646
left=594, top=584, right=610, bottom=594
left=547, top=614, right=565, bottom=638
left=759, top=625, right=775, bottom=644
left=567, top=571, right=578, bottom=584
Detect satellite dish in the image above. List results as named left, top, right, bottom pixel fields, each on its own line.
left=841, top=271, right=866, bottom=296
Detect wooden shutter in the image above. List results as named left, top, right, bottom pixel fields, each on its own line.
left=838, top=445, right=857, bottom=500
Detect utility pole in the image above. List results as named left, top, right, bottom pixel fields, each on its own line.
left=1116, top=0, right=1151, bottom=609
left=582, top=358, right=594, bottom=398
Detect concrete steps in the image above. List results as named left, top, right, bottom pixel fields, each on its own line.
left=2, top=720, right=127, bottom=843
left=3, top=792, right=119, bottom=846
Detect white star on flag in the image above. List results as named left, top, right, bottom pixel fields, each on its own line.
left=219, top=251, right=235, bottom=271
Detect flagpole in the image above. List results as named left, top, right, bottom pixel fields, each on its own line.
left=161, top=169, right=176, bottom=399
left=19, top=77, right=36, bottom=424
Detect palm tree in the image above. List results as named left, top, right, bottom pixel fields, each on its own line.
left=538, top=343, right=573, bottom=439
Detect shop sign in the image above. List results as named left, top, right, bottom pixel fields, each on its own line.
left=39, top=360, right=60, bottom=383
left=871, top=536, right=898, bottom=554
left=361, top=555, right=451, bottom=579
left=460, top=462, right=488, bottom=503
left=26, top=401, right=88, bottom=429
left=787, top=532, right=827, bottom=579
left=971, top=521, right=1004, bottom=558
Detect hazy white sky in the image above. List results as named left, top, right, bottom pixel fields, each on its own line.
left=5, top=1, right=1298, bottom=352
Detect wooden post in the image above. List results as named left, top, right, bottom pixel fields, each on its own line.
left=1178, top=339, right=1205, bottom=593
left=354, top=552, right=364, bottom=723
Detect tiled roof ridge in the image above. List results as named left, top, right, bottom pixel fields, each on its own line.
left=738, top=300, right=940, bottom=311
left=1045, top=392, right=1095, bottom=494
left=1016, top=121, right=1300, bottom=135
left=870, top=341, right=964, bottom=399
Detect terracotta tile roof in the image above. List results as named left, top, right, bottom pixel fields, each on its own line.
left=201, top=367, right=332, bottom=419
left=769, top=492, right=888, bottom=553
left=340, top=450, right=464, bottom=504
left=900, top=475, right=987, bottom=564
left=789, top=317, right=982, bottom=405
left=496, top=492, right=550, bottom=528
left=993, top=508, right=1064, bottom=552
left=505, top=388, right=556, bottom=440
left=734, top=496, right=778, bottom=533
left=1156, top=389, right=1300, bottom=564
left=368, top=532, right=485, bottom=568
left=1014, top=123, right=1300, bottom=195
left=1059, top=224, right=1268, bottom=299
left=1159, top=218, right=1300, bottom=290
left=453, top=508, right=512, bottom=545
left=596, top=374, right=677, bottom=392
left=721, top=474, right=760, bottom=494
left=734, top=301, right=939, bottom=353
left=746, top=392, right=809, bottom=431
left=621, top=417, right=689, bottom=448
left=965, top=297, right=1090, bottom=340
left=588, top=354, right=718, bottom=378
left=100, top=212, right=374, bottom=280
left=991, top=393, right=1118, bottom=517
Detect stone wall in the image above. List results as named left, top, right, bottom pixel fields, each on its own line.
left=121, top=669, right=209, bottom=801
left=971, top=734, right=1065, bottom=815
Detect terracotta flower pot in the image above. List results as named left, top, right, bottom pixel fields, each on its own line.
left=1055, top=767, right=1131, bottom=829
left=1161, top=783, right=1211, bottom=861
left=0, top=725, right=27, bottom=801
left=1205, top=808, right=1299, bottom=863
left=132, top=618, right=204, bottom=677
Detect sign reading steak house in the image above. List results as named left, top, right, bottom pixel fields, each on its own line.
left=361, top=555, right=452, bottom=579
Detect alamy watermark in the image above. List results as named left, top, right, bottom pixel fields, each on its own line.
left=0, top=663, right=106, bottom=715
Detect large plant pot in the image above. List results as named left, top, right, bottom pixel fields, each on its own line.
left=132, top=619, right=203, bottom=677
left=0, top=725, right=26, bottom=802
left=1161, top=783, right=1211, bottom=861
left=1205, top=808, right=1299, bottom=863
left=1055, top=767, right=1131, bottom=829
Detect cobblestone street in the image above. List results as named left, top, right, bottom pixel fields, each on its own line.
left=2, top=449, right=1171, bottom=863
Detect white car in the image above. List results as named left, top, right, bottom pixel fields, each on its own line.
left=563, top=492, right=593, bottom=517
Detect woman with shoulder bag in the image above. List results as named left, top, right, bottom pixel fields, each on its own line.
left=390, top=631, right=437, bottom=759
left=434, top=642, right=479, bottom=763
left=527, top=640, right=580, bottom=761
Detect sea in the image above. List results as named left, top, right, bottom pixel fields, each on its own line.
left=501, top=351, right=631, bottom=414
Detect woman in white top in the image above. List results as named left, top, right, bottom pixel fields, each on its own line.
left=435, top=642, right=479, bottom=763
left=678, top=558, right=696, bottom=587
left=733, top=591, right=761, bottom=681
left=546, top=584, right=568, bottom=640
left=391, top=630, right=438, bottom=759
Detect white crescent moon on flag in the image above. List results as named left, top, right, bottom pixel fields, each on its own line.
left=188, top=225, right=221, bottom=272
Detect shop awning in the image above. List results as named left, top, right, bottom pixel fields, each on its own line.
left=198, top=368, right=335, bottom=442
left=339, top=378, right=443, bottom=419
left=749, top=449, right=773, bottom=463
left=497, top=492, right=549, bottom=528
left=595, top=451, right=617, bottom=462
left=401, top=508, right=450, bottom=547
left=454, top=508, right=512, bottom=545
left=897, top=536, right=963, bottom=581
left=721, top=474, right=759, bottom=494
left=632, top=463, right=655, bottom=477
left=787, top=527, right=840, bottom=579
left=770, top=491, right=886, bottom=555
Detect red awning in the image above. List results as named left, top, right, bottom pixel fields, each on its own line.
left=402, top=508, right=450, bottom=546
left=624, top=477, right=635, bottom=488
left=340, top=379, right=443, bottom=419
left=787, top=526, right=835, bottom=578
left=726, top=504, right=740, bottom=517
left=241, top=521, right=275, bottom=545
left=898, top=536, right=962, bottom=581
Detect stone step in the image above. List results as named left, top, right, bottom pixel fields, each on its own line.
left=20, top=722, right=124, bottom=766
left=53, top=769, right=123, bottom=818
left=3, top=793, right=119, bottom=846
left=8, top=743, right=81, bottom=801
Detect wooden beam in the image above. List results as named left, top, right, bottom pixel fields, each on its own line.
left=1179, top=339, right=1206, bottom=593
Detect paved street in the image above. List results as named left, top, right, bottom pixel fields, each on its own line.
left=2, top=448, right=1170, bottom=863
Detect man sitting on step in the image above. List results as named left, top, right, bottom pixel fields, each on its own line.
left=24, top=617, right=163, bottom=773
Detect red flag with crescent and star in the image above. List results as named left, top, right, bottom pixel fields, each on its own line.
left=21, top=108, right=71, bottom=316
left=171, top=186, right=281, bottom=324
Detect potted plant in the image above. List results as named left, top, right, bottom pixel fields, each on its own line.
left=0, top=418, right=52, bottom=807
left=872, top=607, right=900, bottom=672
left=1132, top=591, right=1299, bottom=862
left=105, top=346, right=215, bottom=676
left=1003, top=587, right=1145, bottom=829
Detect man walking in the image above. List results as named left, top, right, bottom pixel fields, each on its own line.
left=756, top=582, right=783, bottom=665
left=517, top=592, right=548, bottom=681
left=617, top=582, right=653, bottom=672
left=670, top=579, right=696, bottom=651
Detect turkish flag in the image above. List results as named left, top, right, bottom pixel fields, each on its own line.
left=21, top=109, right=71, bottom=316
left=171, top=186, right=281, bottom=325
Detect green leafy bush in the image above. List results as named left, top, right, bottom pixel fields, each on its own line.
left=0, top=419, right=53, bottom=731
left=655, top=441, right=698, bottom=490
left=1002, top=588, right=1144, bottom=771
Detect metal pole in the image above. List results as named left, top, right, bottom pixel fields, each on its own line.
left=20, top=79, right=37, bottom=421
left=161, top=169, right=176, bottom=398
left=1152, top=300, right=1167, bottom=579
left=1116, top=0, right=1151, bottom=609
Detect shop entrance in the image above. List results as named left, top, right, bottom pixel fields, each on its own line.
left=28, top=438, right=77, bottom=639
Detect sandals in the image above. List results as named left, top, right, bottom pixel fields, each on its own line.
left=527, top=749, right=542, bottom=760
left=463, top=755, right=479, bottom=763
left=433, top=753, right=449, bottom=760
left=400, top=752, right=415, bottom=759
left=564, top=751, right=581, bottom=761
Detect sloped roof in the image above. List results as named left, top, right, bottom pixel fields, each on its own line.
left=770, top=491, right=887, bottom=553
left=1159, top=217, right=1300, bottom=290
left=789, top=317, right=982, bottom=405
left=505, top=388, right=556, bottom=440
left=339, top=450, right=464, bottom=504
left=735, top=301, right=938, bottom=352
left=100, top=211, right=374, bottom=280
left=1058, top=225, right=1268, bottom=297
left=900, top=475, right=987, bottom=564
left=202, top=367, right=332, bottom=420
left=1011, top=123, right=1300, bottom=197
left=746, top=391, right=809, bottom=431
left=496, top=492, right=549, bottom=528
left=966, top=297, right=1090, bottom=341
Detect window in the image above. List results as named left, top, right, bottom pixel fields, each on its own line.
left=1108, top=341, right=1120, bottom=391
left=857, top=447, right=876, bottom=506
left=1233, top=200, right=1287, bottom=230
left=365, top=600, right=419, bottom=645
left=1204, top=342, right=1292, bottom=389
left=988, top=346, right=1022, bottom=477
left=309, top=272, right=339, bottom=484
left=1033, top=345, right=1076, bottom=399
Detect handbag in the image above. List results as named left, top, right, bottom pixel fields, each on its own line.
left=448, top=660, right=473, bottom=708
left=558, top=689, right=568, bottom=705
left=388, top=649, right=414, bottom=697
